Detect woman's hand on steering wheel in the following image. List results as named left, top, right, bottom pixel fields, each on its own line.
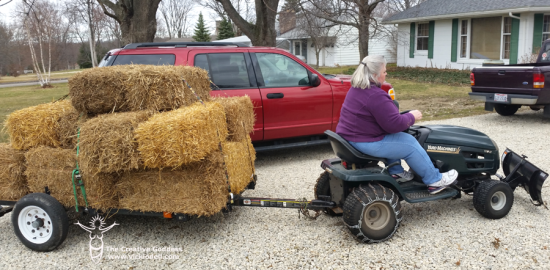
left=408, top=110, right=422, bottom=121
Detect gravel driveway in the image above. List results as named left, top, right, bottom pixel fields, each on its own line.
left=1, top=110, right=549, bottom=269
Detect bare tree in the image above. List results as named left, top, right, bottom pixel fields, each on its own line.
left=215, top=0, right=279, bottom=46
left=304, top=0, right=386, bottom=60
left=21, top=0, right=60, bottom=87
left=160, top=0, right=194, bottom=39
left=291, top=3, right=340, bottom=68
left=382, top=0, right=426, bottom=15
left=68, top=0, right=105, bottom=67
left=96, top=0, right=162, bottom=44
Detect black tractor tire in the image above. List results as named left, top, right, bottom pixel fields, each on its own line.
left=343, top=184, right=402, bottom=243
left=473, top=180, right=514, bottom=219
left=494, top=104, right=520, bottom=116
left=12, top=193, right=69, bottom=252
left=314, top=172, right=341, bottom=216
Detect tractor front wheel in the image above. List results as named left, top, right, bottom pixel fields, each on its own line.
left=473, top=180, right=514, bottom=219
left=343, top=184, right=401, bottom=243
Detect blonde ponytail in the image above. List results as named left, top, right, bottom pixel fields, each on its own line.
left=350, top=55, right=387, bottom=89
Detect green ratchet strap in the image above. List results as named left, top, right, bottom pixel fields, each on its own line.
left=71, top=128, right=89, bottom=212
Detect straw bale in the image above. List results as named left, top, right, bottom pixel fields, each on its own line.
left=25, top=146, right=119, bottom=210
left=69, top=66, right=129, bottom=115
left=213, top=96, right=255, bottom=142
left=4, top=100, right=75, bottom=150
left=0, top=144, right=28, bottom=200
left=79, top=111, right=151, bottom=174
left=136, top=102, right=227, bottom=169
left=223, top=135, right=256, bottom=194
left=117, top=151, right=228, bottom=216
left=57, top=104, right=85, bottom=149
left=69, top=65, right=211, bottom=115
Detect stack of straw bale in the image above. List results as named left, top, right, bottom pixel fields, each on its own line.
left=213, top=96, right=255, bottom=142
left=69, top=65, right=211, bottom=115
left=79, top=111, right=152, bottom=175
left=0, top=144, right=28, bottom=200
left=25, top=146, right=119, bottom=210
left=117, top=151, right=228, bottom=216
left=135, top=102, right=227, bottom=169
left=4, top=100, right=77, bottom=150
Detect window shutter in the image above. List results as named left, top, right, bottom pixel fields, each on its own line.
left=533, top=13, right=544, bottom=53
left=510, top=14, right=520, bottom=64
left=428, top=21, right=435, bottom=59
left=410, top=23, right=415, bottom=58
left=451, top=19, right=458, bottom=62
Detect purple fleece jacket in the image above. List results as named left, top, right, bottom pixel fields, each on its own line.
left=336, top=85, right=415, bottom=142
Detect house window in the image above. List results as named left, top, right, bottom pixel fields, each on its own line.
left=294, top=41, right=302, bottom=56
left=543, top=15, right=550, bottom=43
left=470, top=16, right=501, bottom=60
left=502, top=17, right=512, bottom=59
left=417, top=23, right=429, bottom=50
left=460, top=20, right=468, bottom=58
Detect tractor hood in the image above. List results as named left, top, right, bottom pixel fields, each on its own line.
left=424, top=125, right=497, bottom=150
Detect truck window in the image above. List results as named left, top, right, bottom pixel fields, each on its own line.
left=255, top=53, right=309, bottom=87
left=112, top=54, right=176, bottom=65
left=194, top=53, right=251, bottom=89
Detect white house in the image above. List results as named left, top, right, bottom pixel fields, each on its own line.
left=277, top=24, right=397, bottom=67
left=383, top=0, right=550, bottom=69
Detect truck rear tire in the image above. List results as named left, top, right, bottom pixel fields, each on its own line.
left=343, top=184, right=401, bottom=243
left=12, top=193, right=69, bottom=252
left=473, top=180, right=514, bottom=219
left=494, top=104, right=520, bottom=116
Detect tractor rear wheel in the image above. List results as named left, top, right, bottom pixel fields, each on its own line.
left=473, top=180, right=514, bottom=219
left=314, top=172, right=341, bottom=216
left=343, top=184, right=401, bottom=243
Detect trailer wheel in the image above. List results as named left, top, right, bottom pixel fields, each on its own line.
left=11, top=193, right=69, bottom=252
left=314, top=172, right=341, bottom=216
left=343, top=184, right=401, bottom=243
left=494, top=104, right=520, bottom=116
left=473, top=181, right=514, bottom=219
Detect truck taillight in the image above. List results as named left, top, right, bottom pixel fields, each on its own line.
left=388, top=88, right=395, bottom=100
left=534, top=70, right=544, bottom=89
left=470, top=72, right=475, bottom=86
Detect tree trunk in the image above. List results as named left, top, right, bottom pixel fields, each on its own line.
left=358, top=23, right=370, bottom=60
left=216, top=0, right=279, bottom=47
left=97, top=0, right=161, bottom=44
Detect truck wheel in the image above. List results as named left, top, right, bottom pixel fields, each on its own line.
left=343, top=184, right=402, bottom=243
left=314, top=172, right=341, bottom=216
left=473, top=181, right=514, bottom=219
left=494, top=104, right=520, bottom=116
left=11, top=193, right=69, bottom=252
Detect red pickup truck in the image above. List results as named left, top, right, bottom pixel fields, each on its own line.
left=99, top=42, right=395, bottom=151
left=469, top=39, right=550, bottom=116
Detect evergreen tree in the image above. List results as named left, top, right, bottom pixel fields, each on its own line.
left=217, top=17, right=235, bottom=40
left=192, top=13, right=211, bottom=42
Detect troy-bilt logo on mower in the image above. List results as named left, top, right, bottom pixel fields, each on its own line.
left=75, top=214, right=118, bottom=264
left=426, top=145, right=460, bottom=154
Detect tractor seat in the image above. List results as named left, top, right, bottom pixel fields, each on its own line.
left=325, top=130, right=387, bottom=164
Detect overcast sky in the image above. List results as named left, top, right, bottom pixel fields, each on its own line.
left=0, top=0, right=217, bottom=32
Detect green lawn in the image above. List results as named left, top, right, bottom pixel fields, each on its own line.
left=0, top=83, right=69, bottom=143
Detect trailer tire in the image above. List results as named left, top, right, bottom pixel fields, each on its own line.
left=473, top=180, right=514, bottom=219
left=494, top=104, right=520, bottom=116
left=314, top=172, right=341, bottom=216
left=343, top=184, right=401, bottom=243
left=11, top=193, right=69, bottom=252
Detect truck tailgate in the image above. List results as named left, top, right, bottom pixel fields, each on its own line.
left=472, top=66, right=535, bottom=95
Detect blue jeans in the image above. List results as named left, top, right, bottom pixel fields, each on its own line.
left=350, top=132, right=442, bottom=185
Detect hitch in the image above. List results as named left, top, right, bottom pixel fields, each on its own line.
left=232, top=196, right=336, bottom=210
